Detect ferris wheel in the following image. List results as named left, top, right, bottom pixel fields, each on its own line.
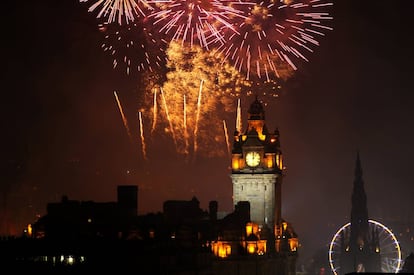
left=328, top=219, right=403, bottom=275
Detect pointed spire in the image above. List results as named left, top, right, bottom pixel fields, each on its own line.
left=355, top=150, right=363, bottom=180
left=350, top=151, right=369, bottom=252
left=248, top=96, right=265, bottom=120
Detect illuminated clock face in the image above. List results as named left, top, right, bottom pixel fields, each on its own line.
left=246, top=151, right=260, bottom=167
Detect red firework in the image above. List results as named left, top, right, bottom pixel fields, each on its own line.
left=146, top=0, right=249, bottom=49
left=216, top=0, right=333, bottom=81
left=80, top=0, right=153, bottom=25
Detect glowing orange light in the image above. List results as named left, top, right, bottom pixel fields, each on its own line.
left=212, top=241, right=231, bottom=258
left=278, top=155, right=283, bottom=170
left=141, top=41, right=250, bottom=158
left=289, top=238, right=298, bottom=252
left=266, top=155, right=273, bottom=168
left=232, top=156, right=240, bottom=170
left=283, top=222, right=288, bottom=231
left=246, top=223, right=253, bottom=235
left=257, top=240, right=267, bottom=254
left=247, top=242, right=256, bottom=254
left=27, top=224, right=32, bottom=237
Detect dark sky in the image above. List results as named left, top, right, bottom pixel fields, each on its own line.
left=3, top=0, right=414, bottom=263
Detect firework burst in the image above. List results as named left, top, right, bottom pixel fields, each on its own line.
left=80, top=0, right=153, bottom=25
left=98, top=21, right=167, bottom=75
left=217, top=0, right=333, bottom=81
left=141, top=41, right=250, bottom=158
left=146, top=0, right=250, bottom=49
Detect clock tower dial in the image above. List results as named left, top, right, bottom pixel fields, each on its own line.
left=246, top=151, right=261, bottom=167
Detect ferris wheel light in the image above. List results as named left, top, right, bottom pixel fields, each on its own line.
left=328, top=219, right=402, bottom=275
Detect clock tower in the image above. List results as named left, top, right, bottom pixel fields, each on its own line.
left=231, top=97, right=283, bottom=233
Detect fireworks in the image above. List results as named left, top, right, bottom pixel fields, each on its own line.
left=98, top=22, right=167, bottom=75
left=83, top=0, right=332, bottom=82
left=80, top=0, right=152, bottom=25
left=216, top=0, right=333, bottom=81
left=138, top=111, right=147, bottom=160
left=159, top=86, right=178, bottom=147
left=151, top=87, right=158, bottom=133
left=79, top=0, right=333, bottom=160
left=223, top=119, right=231, bottom=157
left=141, top=41, right=250, bottom=158
left=146, top=0, right=250, bottom=49
left=113, top=91, right=133, bottom=141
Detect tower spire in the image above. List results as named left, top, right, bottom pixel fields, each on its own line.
left=350, top=151, right=369, bottom=250
left=340, top=151, right=382, bottom=274
left=355, top=150, right=362, bottom=180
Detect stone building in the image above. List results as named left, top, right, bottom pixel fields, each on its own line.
left=210, top=97, right=298, bottom=275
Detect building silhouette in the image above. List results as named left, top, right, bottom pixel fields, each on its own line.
left=401, top=252, right=414, bottom=273
left=339, top=153, right=381, bottom=274
left=1, top=98, right=298, bottom=275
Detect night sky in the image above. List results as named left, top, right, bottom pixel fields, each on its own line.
left=4, top=0, right=414, bottom=264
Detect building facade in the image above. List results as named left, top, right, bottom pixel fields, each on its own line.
left=211, top=97, right=298, bottom=275
left=231, top=97, right=283, bottom=233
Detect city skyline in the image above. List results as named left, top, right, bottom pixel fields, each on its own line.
left=3, top=0, right=414, bottom=265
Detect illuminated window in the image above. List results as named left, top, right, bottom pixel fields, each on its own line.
left=247, top=242, right=256, bottom=254
left=246, top=223, right=253, bottom=236
left=27, top=224, right=32, bottom=237
left=266, top=155, right=273, bottom=168
left=232, top=158, right=240, bottom=170
left=279, top=155, right=283, bottom=169
left=212, top=241, right=231, bottom=258
left=257, top=240, right=267, bottom=254
left=289, top=238, right=298, bottom=252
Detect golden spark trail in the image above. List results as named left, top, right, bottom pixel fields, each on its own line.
left=151, top=88, right=157, bottom=134
left=160, top=87, right=177, bottom=147
left=183, top=94, right=189, bottom=155
left=193, top=79, right=204, bottom=155
left=236, top=98, right=242, bottom=133
left=183, top=94, right=187, bottom=130
left=138, top=111, right=147, bottom=160
left=223, top=119, right=231, bottom=158
left=141, top=41, right=250, bottom=158
left=114, top=91, right=132, bottom=141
